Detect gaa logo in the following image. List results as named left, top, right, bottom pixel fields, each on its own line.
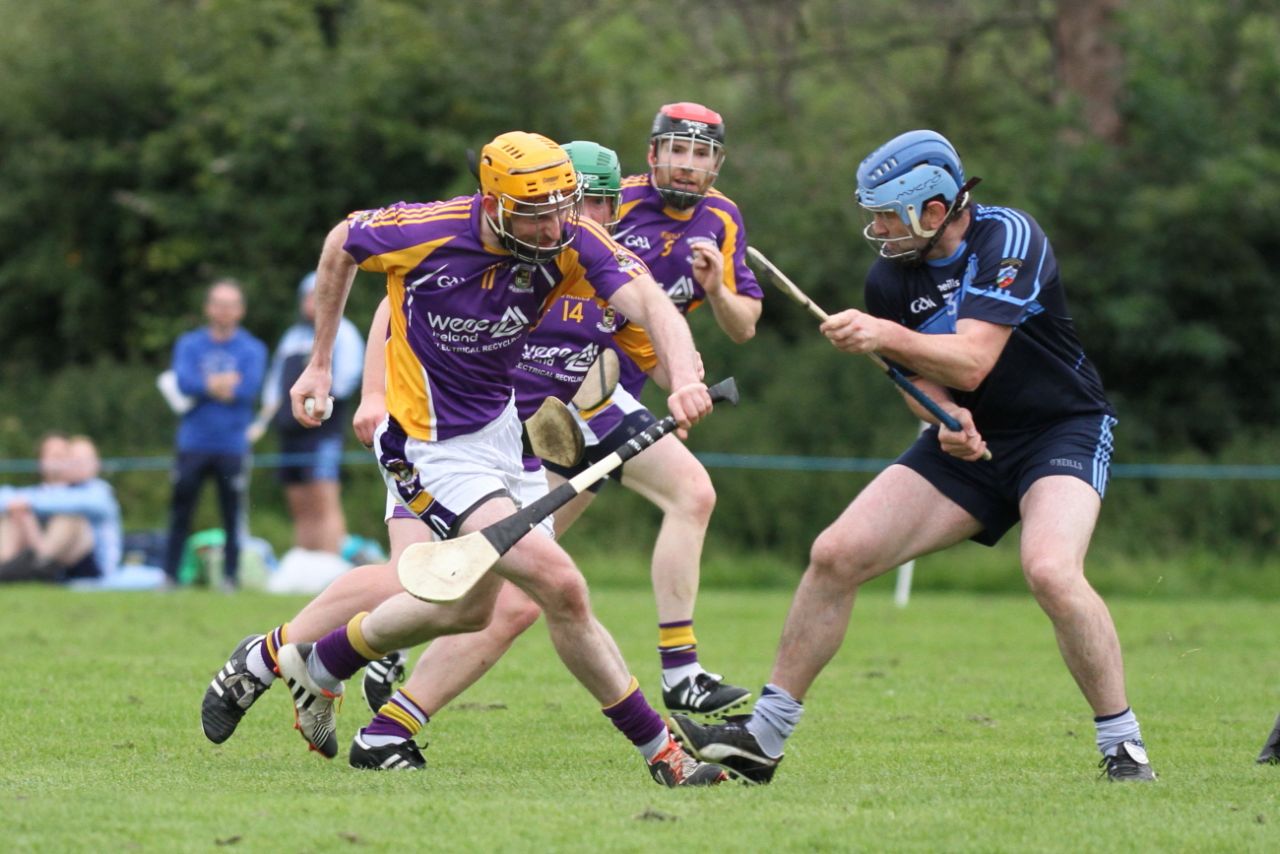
left=666, top=276, right=696, bottom=307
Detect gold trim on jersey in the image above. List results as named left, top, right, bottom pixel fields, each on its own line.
left=384, top=273, right=439, bottom=441
left=354, top=231, right=460, bottom=274
left=610, top=319, right=657, bottom=373
left=540, top=219, right=646, bottom=319
left=362, top=199, right=472, bottom=230
left=707, top=206, right=742, bottom=294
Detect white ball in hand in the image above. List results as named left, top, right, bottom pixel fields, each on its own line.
left=304, top=396, right=334, bottom=421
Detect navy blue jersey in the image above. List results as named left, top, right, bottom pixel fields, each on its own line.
left=864, top=203, right=1113, bottom=433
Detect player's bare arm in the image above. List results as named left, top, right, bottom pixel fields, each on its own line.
left=904, top=374, right=988, bottom=460
left=691, top=242, right=760, bottom=343
left=290, top=220, right=358, bottom=427
left=822, top=311, right=1012, bottom=392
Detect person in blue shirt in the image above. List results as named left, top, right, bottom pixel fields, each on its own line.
left=250, top=272, right=364, bottom=554
left=0, top=434, right=121, bottom=582
left=162, top=279, right=267, bottom=588
left=672, top=130, right=1155, bottom=785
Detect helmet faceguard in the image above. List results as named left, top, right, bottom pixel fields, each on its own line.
left=649, top=102, right=726, bottom=210
left=563, top=140, right=622, bottom=231
left=479, top=132, right=583, bottom=264
left=855, top=130, right=972, bottom=263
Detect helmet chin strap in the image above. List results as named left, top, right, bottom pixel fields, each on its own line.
left=905, top=176, right=982, bottom=265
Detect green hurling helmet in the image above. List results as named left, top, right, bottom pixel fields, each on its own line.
left=563, top=140, right=622, bottom=230
left=563, top=140, right=622, bottom=199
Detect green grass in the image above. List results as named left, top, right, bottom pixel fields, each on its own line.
left=2, top=581, right=1279, bottom=852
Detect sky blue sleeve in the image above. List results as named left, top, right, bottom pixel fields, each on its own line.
left=10, top=481, right=116, bottom=521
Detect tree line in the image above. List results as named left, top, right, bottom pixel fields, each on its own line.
left=1, top=0, right=1277, bottom=562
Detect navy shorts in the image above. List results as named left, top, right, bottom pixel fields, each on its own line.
left=278, top=434, right=344, bottom=485
left=896, top=413, right=1118, bottom=546
left=542, top=408, right=659, bottom=494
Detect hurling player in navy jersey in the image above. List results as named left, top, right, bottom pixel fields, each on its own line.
left=673, top=130, right=1155, bottom=784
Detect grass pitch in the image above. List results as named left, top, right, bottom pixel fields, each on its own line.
left=2, top=580, right=1279, bottom=852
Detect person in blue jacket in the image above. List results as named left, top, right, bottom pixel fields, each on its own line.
left=162, top=279, right=266, bottom=588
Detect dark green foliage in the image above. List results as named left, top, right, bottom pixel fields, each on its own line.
left=1, top=0, right=1278, bottom=577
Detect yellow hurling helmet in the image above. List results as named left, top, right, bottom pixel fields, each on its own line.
left=479, top=132, right=583, bottom=263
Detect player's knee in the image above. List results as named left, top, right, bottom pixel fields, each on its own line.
left=491, top=591, right=543, bottom=638
left=535, top=563, right=592, bottom=623
left=677, top=472, right=716, bottom=524
left=447, top=598, right=497, bottom=633
left=808, top=529, right=876, bottom=586
left=1022, top=557, right=1083, bottom=607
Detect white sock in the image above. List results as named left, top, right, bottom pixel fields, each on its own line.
left=245, top=641, right=276, bottom=685
left=304, top=647, right=342, bottom=694
left=360, top=731, right=407, bottom=747
left=1095, top=707, right=1142, bottom=756
left=746, top=683, right=802, bottom=759
left=662, top=662, right=703, bottom=687
left=639, top=728, right=671, bottom=761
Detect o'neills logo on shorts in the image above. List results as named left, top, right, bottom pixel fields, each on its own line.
left=1050, top=458, right=1083, bottom=470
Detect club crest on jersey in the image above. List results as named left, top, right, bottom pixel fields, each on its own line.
left=509, top=264, right=535, bottom=293
left=596, top=305, right=619, bottom=333
left=996, top=259, right=1022, bottom=289
left=349, top=209, right=379, bottom=229
left=613, top=249, right=642, bottom=274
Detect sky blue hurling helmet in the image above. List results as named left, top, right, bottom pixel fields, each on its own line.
left=855, top=130, right=965, bottom=259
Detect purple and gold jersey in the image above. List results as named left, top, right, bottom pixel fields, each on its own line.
left=344, top=195, right=647, bottom=441
left=513, top=282, right=657, bottom=422
left=606, top=177, right=763, bottom=396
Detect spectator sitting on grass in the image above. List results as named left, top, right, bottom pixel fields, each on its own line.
left=0, top=434, right=122, bottom=582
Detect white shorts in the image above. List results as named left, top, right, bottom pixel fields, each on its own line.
left=375, top=400, right=554, bottom=541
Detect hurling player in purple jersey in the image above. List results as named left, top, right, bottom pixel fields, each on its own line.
left=554, top=106, right=763, bottom=713
left=331, top=141, right=750, bottom=765
left=673, top=131, right=1155, bottom=784
left=201, top=132, right=727, bottom=787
